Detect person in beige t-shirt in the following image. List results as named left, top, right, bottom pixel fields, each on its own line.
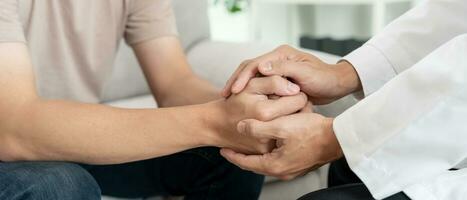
left=0, top=0, right=309, bottom=199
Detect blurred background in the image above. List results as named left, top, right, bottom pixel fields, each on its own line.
left=209, top=0, right=423, bottom=56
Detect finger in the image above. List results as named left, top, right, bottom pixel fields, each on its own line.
left=222, top=60, right=252, bottom=97
left=255, top=92, right=308, bottom=121
left=300, top=102, right=314, bottom=113
left=230, top=46, right=294, bottom=94
left=231, top=61, right=261, bottom=94
left=258, top=61, right=305, bottom=80
left=245, top=76, right=300, bottom=96
left=220, top=148, right=268, bottom=173
left=238, top=94, right=307, bottom=136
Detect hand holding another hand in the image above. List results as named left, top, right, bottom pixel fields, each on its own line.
left=219, top=45, right=353, bottom=180
left=220, top=105, right=343, bottom=180
left=222, top=45, right=362, bottom=105
left=209, top=75, right=308, bottom=155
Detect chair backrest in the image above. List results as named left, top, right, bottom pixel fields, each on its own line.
left=100, top=0, right=210, bottom=102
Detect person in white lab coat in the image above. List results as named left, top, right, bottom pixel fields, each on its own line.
left=219, top=0, right=467, bottom=199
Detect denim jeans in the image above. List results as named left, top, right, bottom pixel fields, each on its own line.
left=86, top=147, right=264, bottom=200
left=0, top=147, right=263, bottom=200
left=0, top=161, right=101, bottom=200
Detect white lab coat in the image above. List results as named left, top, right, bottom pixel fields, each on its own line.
left=333, top=0, right=467, bottom=199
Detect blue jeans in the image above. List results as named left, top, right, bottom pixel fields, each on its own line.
left=0, top=147, right=264, bottom=200
left=0, top=161, right=101, bottom=200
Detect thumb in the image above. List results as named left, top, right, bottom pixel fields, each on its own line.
left=259, top=61, right=304, bottom=81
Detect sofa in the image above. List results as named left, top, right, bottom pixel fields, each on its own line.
left=101, top=1, right=357, bottom=200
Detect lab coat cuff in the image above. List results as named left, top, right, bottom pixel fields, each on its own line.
left=343, top=44, right=397, bottom=98
left=334, top=114, right=402, bottom=199
left=404, top=184, right=437, bottom=200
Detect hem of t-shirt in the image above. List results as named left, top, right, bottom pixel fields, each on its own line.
left=126, top=32, right=179, bottom=47
left=0, top=39, right=26, bottom=44
left=0, top=26, right=26, bottom=43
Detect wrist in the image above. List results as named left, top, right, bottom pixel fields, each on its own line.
left=197, top=99, right=229, bottom=147
left=335, top=61, right=362, bottom=96
left=321, top=117, right=344, bottom=161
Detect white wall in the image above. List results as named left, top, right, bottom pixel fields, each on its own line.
left=209, top=0, right=416, bottom=45
left=208, top=1, right=251, bottom=42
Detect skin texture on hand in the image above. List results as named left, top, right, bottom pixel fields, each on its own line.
left=209, top=76, right=309, bottom=155
left=222, top=45, right=362, bottom=105
left=220, top=103, right=343, bottom=180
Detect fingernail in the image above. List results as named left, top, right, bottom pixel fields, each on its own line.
left=287, top=82, right=300, bottom=93
left=237, top=121, right=246, bottom=133
left=261, top=62, right=273, bottom=72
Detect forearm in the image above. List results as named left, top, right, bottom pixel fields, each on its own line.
left=0, top=99, right=221, bottom=164
left=156, top=75, right=220, bottom=107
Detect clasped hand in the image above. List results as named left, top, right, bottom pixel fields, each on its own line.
left=212, top=75, right=308, bottom=155
left=219, top=45, right=361, bottom=180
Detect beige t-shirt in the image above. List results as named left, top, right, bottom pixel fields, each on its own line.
left=0, top=0, right=177, bottom=102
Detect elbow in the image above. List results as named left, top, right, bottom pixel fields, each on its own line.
left=0, top=132, right=36, bottom=162
left=0, top=141, right=21, bottom=162
left=0, top=98, right=42, bottom=162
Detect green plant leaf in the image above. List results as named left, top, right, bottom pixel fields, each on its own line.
left=215, top=0, right=246, bottom=13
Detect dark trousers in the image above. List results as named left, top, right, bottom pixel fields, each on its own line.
left=0, top=147, right=264, bottom=200
left=298, top=158, right=411, bottom=200
left=86, top=147, right=264, bottom=200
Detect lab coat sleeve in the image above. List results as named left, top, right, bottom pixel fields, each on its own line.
left=333, top=34, right=467, bottom=199
left=343, top=0, right=467, bottom=97
left=404, top=169, right=467, bottom=200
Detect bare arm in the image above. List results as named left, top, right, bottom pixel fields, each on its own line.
left=0, top=43, right=305, bottom=165
left=134, top=36, right=219, bottom=107
left=0, top=43, right=222, bottom=165
left=0, top=43, right=217, bottom=164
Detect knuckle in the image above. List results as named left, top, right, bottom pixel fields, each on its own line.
left=256, top=108, right=273, bottom=121
left=256, top=144, right=270, bottom=154
left=277, top=44, right=292, bottom=52
left=255, top=103, right=276, bottom=121
left=244, top=121, right=256, bottom=135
